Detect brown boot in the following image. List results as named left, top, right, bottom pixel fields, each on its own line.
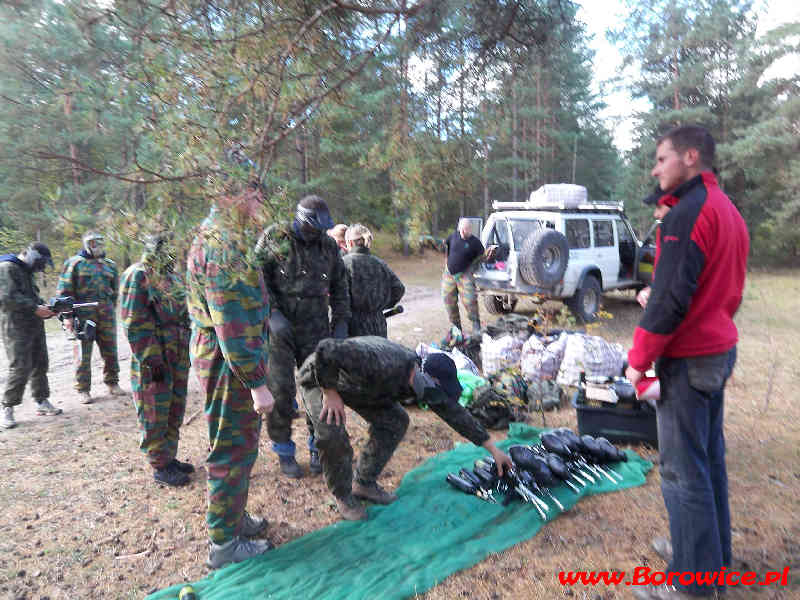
left=352, top=481, right=397, bottom=505
left=335, top=495, right=367, bottom=521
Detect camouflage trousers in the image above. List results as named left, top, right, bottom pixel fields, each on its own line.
left=74, top=303, right=119, bottom=392
left=441, top=267, right=479, bottom=330
left=1, top=317, right=49, bottom=407
left=299, top=370, right=409, bottom=500
left=191, top=328, right=261, bottom=544
left=265, top=321, right=326, bottom=455
left=349, top=311, right=388, bottom=338
left=131, top=330, right=190, bottom=470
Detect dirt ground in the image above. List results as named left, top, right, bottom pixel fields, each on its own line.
left=0, top=252, right=797, bottom=600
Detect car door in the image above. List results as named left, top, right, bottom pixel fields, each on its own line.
left=477, top=217, right=513, bottom=286
left=591, top=217, right=618, bottom=289
left=563, top=217, right=592, bottom=293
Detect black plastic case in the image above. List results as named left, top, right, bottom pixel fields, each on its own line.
left=572, top=389, right=659, bottom=448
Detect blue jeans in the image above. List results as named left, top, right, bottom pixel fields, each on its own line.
left=655, top=347, right=736, bottom=596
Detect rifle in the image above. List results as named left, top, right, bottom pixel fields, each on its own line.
left=47, top=296, right=100, bottom=314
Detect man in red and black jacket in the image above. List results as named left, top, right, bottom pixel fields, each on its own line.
left=627, top=126, right=749, bottom=600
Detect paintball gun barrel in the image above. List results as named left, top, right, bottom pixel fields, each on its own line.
left=48, top=296, right=100, bottom=313
left=383, top=305, right=404, bottom=318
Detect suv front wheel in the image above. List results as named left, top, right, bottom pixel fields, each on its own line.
left=567, top=275, right=601, bottom=323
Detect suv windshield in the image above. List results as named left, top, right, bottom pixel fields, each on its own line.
left=509, top=219, right=543, bottom=249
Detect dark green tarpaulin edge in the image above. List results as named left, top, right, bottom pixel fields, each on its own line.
left=148, top=424, right=652, bottom=600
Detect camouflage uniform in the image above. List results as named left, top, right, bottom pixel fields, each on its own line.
left=57, top=251, right=119, bottom=391
left=342, top=247, right=404, bottom=338
left=120, top=259, right=190, bottom=470
left=186, top=207, right=270, bottom=544
left=255, top=222, right=350, bottom=456
left=297, top=337, right=489, bottom=500
left=0, top=257, right=49, bottom=406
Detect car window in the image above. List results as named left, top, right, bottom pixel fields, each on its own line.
left=617, top=220, right=633, bottom=245
left=509, top=219, right=543, bottom=249
left=593, top=220, right=614, bottom=247
left=565, top=219, right=590, bottom=249
left=486, top=219, right=510, bottom=247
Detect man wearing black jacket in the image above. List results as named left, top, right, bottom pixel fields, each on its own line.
left=627, top=126, right=749, bottom=600
left=297, top=336, right=512, bottom=520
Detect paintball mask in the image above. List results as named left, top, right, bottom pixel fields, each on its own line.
left=295, top=196, right=334, bottom=235
left=82, top=231, right=105, bottom=258
left=23, top=242, right=54, bottom=272
left=221, top=145, right=266, bottom=196
left=142, top=232, right=175, bottom=272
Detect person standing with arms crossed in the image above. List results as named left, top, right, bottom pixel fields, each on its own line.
left=626, top=126, right=749, bottom=600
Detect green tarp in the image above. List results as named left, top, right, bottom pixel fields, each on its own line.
left=148, top=424, right=652, bottom=600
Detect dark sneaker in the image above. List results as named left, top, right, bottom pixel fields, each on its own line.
left=154, top=464, right=190, bottom=487
left=278, top=455, right=304, bottom=479
left=309, top=450, right=322, bottom=475
left=240, top=511, right=268, bottom=538
left=35, top=400, right=63, bottom=416
left=169, top=458, right=195, bottom=474
left=1, top=406, right=16, bottom=429
left=352, top=481, right=397, bottom=505
left=652, top=536, right=673, bottom=563
left=335, top=495, right=367, bottom=521
left=207, top=536, right=272, bottom=569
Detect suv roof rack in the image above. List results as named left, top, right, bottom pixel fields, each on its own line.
left=491, top=199, right=624, bottom=212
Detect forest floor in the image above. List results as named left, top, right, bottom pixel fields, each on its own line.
left=0, top=251, right=797, bottom=600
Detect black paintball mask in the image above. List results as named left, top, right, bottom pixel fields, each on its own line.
left=23, top=243, right=54, bottom=272
left=294, top=197, right=334, bottom=241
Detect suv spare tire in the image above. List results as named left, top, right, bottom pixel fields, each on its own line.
left=518, top=229, right=569, bottom=287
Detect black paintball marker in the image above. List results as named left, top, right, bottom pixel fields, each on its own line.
left=48, top=296, right=100, bottom=342
left=382, top=305, right=404, bottom=318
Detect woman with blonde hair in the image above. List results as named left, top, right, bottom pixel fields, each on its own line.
left=343, top=224, right=404, bottom=337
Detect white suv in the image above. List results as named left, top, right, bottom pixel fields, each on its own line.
left=472, top=185, right=655, bottom=322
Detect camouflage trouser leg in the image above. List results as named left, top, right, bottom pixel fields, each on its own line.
left=351, top=402, right=409, bottom=486
left=300, top=384, right=354, bottom=500
left=131, top=334, right=190, bottom=470
left=349, top=312, right=387, bottom=338
left=74, top=303, right=119, bottom=391
left=164, top=334, right=190, bottom=462
left=266, top=324, right=325, bottom=455
left=1, top=320, right=49, bottom=407
left=192, top=329, right=261, bottom=544
left=441, top=269, right=462, bottom=329
left=96, top=304, right=119, bottom=386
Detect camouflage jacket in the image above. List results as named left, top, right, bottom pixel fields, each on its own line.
left=57, top=251, right=118, bottom=306
left=255, top=222, right=350, bottom=326
left=342, top=247, right=404, bottom=315
left=186, top=207, right=270, bottom=388
left=119, top=259, right=190, bottom=367
left=0, top=256, right=42, bottom=322
left=299, top=336, right=489, bottom=446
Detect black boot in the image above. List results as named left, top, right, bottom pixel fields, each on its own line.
left=169, top=458, right=195, bottom=474
left=154, top=463, right=190, bottom=487
left=278, top=455, right=304, bottom=479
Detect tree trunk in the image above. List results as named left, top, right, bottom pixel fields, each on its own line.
left=511, top=64, right=519, bottom=202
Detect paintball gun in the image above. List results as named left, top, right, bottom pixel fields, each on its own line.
left=48, top=296, right=99, bottom=342
left=382, top=305, right=404, bottom=318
